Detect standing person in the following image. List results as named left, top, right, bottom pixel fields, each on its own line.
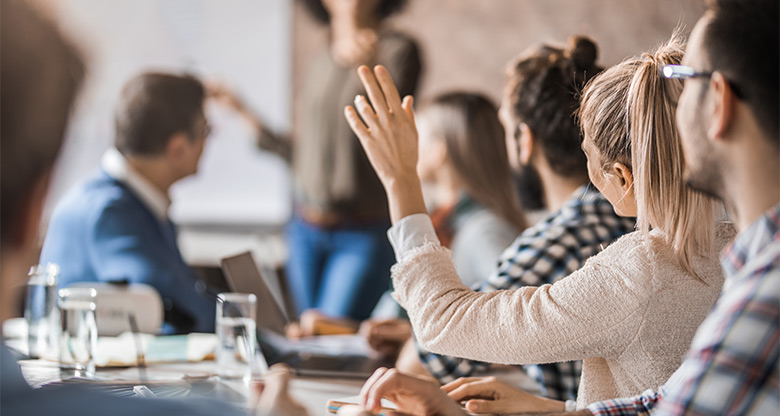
left=39, top=72, right=216, bottom=334
left=343, top=33, right=732, bottom=412
left=222, top=0, right=422, bottom=326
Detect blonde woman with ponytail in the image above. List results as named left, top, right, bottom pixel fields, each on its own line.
left=343, top=36, right=735, bottom=414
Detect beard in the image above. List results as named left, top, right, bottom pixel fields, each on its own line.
left=679, top=110, right=725, bottom=202
left=513, top=162, right=546, bottom=211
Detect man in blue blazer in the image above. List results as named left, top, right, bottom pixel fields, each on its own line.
left=40, top=72, right=215, bottom=334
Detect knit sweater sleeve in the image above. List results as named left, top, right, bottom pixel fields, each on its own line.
left=391, top=232, right=651, bottom=365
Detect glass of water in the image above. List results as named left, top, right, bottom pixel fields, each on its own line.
left=58, top=287, right=98, bottom=378
left=216, top=293, right=257, bottom=381
left=25, top=263, right=60, bottom=359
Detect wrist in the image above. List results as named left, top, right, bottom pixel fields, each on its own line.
left=385, top=175, right=426, bottom=224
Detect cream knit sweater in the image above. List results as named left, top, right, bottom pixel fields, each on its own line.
left=391, top=224, right=735, bottom=408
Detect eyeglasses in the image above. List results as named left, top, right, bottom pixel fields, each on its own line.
left=189, top=121, right=212, bottom=140
left=661, top=65, right=746, bottom=100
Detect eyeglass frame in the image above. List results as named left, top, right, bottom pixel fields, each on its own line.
left=661, top=64, right=747, bottom=100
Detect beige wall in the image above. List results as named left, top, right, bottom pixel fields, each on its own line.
left=292, top=0, right=706, bottom=131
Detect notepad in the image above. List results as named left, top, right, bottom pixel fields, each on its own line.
left=95, top=332, right=217, bottom=367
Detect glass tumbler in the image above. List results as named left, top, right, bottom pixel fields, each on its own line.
left=24, top=263, right=60, bottom=359
left=58, top=287, right=98, bottom=377
left=216, top=293, right=257, bottom=381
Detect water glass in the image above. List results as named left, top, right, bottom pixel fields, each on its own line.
left=216, top=293, right=257, bottom=381
left=24, top=263, right=60, bottom=359
left=58, top=287, right=98, bottom=377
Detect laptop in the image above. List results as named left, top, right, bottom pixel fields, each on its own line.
left=220, top=252, right=391, bottom=378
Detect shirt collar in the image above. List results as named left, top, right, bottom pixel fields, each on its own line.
left=101, top=148, right=171, bottom=221
left=721, top=202, right=780, bottom=278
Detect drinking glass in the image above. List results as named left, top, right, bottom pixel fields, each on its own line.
left=24, top=263, right=60, bottom=359
left=58, top=287, right=98, bottom=377
left=216, top=293, right=257, bottom=381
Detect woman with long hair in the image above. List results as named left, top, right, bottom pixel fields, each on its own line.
left=417, top=92, right=526, bottom=286
left=344, top=36, right=734, bottom=413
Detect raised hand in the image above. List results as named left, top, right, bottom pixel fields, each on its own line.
left=442, top=376, right=565, bottom=414
left=344, top=65, right=427, bottom=224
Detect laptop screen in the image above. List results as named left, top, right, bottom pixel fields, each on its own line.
left=219, top=251, right=289, bottom=336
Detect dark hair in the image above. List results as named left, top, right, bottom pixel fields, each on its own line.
left=423, top=92, right=527, bottom=231
left=114, top=72, right=205, bottom=156
left=703, top=0, right=779, bottom=144
left=298, top=0, right=407, bottom=24
left=504, top=36, right=603, bottom=179
left=1, top=0, right=85, bottom=246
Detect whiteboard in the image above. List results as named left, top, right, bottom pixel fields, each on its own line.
left=47, top=0, right=292, bottom=228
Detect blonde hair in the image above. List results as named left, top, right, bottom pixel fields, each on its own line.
left=580, top=36, right=715, bottom=277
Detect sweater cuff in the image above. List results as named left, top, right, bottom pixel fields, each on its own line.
left=387, top=213, right=440, bottom=262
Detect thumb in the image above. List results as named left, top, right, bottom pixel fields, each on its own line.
left=465, top=399, right=504, bottom=414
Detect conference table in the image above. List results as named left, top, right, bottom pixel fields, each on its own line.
left=17, top=357, right=365, bottom=415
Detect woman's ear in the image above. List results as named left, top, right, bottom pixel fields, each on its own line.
left=518, top=123, right=535, bottom=165
left=611, top=161, right=635, bottom=197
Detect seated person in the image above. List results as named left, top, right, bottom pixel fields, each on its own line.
left=290, top=91, right=530, bottom=358
left=417, top=92, right=527, bottom=288
left=344, top=34, right=732, bottom=408
left=40, top=72, right=215, bottom=334
left=409, top=37, right=637, bottom=401
left=344, top=1, right=778, bottom=414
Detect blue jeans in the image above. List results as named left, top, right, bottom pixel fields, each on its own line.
left=285, top=214, right=395, bottom=320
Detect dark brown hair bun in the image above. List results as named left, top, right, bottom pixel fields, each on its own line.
left=568, top=36, right=598, bottom=71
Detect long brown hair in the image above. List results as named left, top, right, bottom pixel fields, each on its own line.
left=580, top=36, right=715, bottom=277
left=422, top=92, right=527, bottom=231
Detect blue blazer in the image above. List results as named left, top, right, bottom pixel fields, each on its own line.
left=40, top=169, right=215, bottom=334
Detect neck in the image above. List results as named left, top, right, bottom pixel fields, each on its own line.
left=125, top=156, right=175, bottom=196
left=534, top=157, right=585, bottom=211
left=330, top=6, right=378, bottom=34
left=435, top=166, right=463, bottom=208
left=722, top=139, right=780, bottom=232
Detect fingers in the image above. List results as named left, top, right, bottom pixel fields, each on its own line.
left=441, top=377, right=481, bottom=393
left=374, top=65, right=404, bottom=116
left=357, top=65, right=389, bottom=123
left=402, top=96, right=416, bottom=132
left=345, top=105, right=372, bottom=143
left=360, top=367, right=390, bottom=410
left=446, top=379, right=497, bottom=403
left=353, top=95, right=382, bottom=135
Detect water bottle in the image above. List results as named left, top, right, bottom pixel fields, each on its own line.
left=24, top=263, right=60, bottom=358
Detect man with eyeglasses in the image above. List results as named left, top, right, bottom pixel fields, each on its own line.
left=584, top=0, right=779, bottom=413
left=332, top=0, right=778, bottom=415
left=40, top=72, right=217, bottom=335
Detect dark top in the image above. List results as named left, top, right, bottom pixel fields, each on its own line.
left=0, top=344, right=242, bottom=416
left=294, top=32, right=422, bottom=220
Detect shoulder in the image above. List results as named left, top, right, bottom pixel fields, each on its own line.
left=454, top=209, right=518, bottom=253
left=50, top=170, right=129, bottom=221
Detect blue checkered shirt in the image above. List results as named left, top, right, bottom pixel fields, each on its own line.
left=587, top=203, right=780, bottom=415
left=418, top=186, right=636, bottom=400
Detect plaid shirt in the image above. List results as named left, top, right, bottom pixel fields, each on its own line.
left=587, top=203, right=780, bottom=415
left=418, top=186, right=636, bottom=400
